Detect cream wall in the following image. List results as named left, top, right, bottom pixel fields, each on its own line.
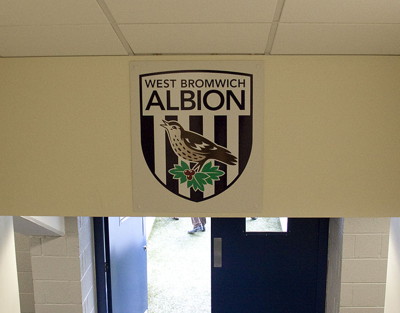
left=0, top=216, right=21, bottom=312
left=1, top=56, right=400, bottom=217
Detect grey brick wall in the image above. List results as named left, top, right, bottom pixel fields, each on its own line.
left=340, top=218, right=390, bottom=313
left=14, top=232, right=35, bottom=313
left=30, top=217, right=97, bottom=313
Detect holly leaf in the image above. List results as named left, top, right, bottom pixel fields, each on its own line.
left=187, top=172, right=209, bottom=192
left=205, top=176, right=213, bottom=185
left=201, top=162, right=225, bottom=181
left=168, top=161, right=190, bottom=184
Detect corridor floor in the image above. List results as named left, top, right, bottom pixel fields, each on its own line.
left=147, top=217, right=211, bottom=313
left=146, top=217, right=283, bottom=313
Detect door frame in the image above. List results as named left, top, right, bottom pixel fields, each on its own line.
left=93, top=217, right=113, bottom=313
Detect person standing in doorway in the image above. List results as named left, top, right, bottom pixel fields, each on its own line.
left=188, top=217, right=206, bottom=234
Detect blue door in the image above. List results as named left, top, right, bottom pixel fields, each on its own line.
left=108, top=217, right=148, bottom=313
left=211, top=218, right=329, bottom=313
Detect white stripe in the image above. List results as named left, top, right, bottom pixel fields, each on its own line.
left=203, top=117, right=215, bottom=198
left=178, top=118, right=191, bottom=198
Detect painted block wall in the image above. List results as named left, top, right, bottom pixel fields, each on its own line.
left=78, top=217, right=97, bottom=313
left=14, top=232, right=35, bottom=313
left=340, top=218, right=390, bottom=313
left=30, top=217, right=96, bottom=313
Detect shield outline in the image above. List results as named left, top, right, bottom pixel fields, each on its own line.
left=139, top=69, right=253, bottom=202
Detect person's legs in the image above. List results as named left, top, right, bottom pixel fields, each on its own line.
left=188, top=217, right=206, bottom=234
left=191, top=217, right=202, bottom=227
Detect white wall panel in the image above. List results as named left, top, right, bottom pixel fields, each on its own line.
left=0, top=216, right=21, bottom=313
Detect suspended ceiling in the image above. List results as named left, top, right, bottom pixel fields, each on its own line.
left=0, top=0, right=400, bottom=57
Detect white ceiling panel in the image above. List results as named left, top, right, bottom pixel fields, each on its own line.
left=272, top=23, right=400, bottom=55
left=105, top=0, right=278, bottom=24
left=120, top=23, right=271, bottom=54
left=281, top=0, right=400, bottom=24
left=0, top=25, right=128, bottom=57
left=0, top=0, right=399, bottom=56
left=0, top=0, right=108, bottom=26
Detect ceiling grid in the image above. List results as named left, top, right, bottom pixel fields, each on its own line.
left=264, top=0, right=287, bottom=54
left=95, top=0, right=134, bottom=55
left=0, top=0, right=399, bottom=56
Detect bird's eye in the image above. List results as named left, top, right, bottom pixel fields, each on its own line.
left=171, top=126, right=177, bottom=130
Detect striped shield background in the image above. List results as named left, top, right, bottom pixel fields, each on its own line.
left=140, top=70, right=252, bottom=202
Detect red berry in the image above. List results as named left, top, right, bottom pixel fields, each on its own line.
left=184, top=169, right=195, bottom=180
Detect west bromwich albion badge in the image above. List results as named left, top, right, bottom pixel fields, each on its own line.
left=140, top=70, right=253, bottom=202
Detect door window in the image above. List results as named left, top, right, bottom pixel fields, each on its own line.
left=245, top=217, right=288, bottom=233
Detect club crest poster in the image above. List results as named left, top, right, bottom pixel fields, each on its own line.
left=131, top=61, right=264, bottom=216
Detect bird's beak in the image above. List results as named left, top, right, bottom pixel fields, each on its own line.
left=160, top=120, right=168, bottom=129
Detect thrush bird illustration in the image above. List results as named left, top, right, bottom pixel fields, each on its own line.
left=161, top=120, right=237, bottom=172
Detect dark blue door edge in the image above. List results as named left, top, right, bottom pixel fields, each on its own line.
left=93, top=217, right=113, bottom=313
left=316, top=218, right=330, bottom=313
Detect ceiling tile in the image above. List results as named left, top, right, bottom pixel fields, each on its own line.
left=281, top=0, right=400, bottom=24
left=271, top=23, right=400, bottom=55
left=105, top=0, right=278, bottom=23
left=0, top=0, right=108, bottom=26
left=119, top=23, right=271, bottom=54
left=0, top=25, right=128, bottom=57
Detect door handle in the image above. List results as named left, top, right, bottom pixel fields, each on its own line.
left=213, top=238, right=222, bottom=268
left=143, top=245, right=147, bottom=251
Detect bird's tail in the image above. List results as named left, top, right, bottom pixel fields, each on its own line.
left=223, top=152, right=237, bottom=165
left=214, top=148, right=237, bottom=166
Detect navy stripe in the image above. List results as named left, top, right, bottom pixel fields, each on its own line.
left=214, top=116, right=227, bottom=195
left=165, top=115, right=178, bottom=194
left=238, top=116, right=252, bottom=174
left=141, top=116, right=155, bottom=173
left=189, top=116, right=204, bottom=202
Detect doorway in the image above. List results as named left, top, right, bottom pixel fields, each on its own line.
left=94, top=217, right=329, bottom=313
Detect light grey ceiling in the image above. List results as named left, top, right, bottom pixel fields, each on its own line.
left=1, top=0, right=400, bottom=57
